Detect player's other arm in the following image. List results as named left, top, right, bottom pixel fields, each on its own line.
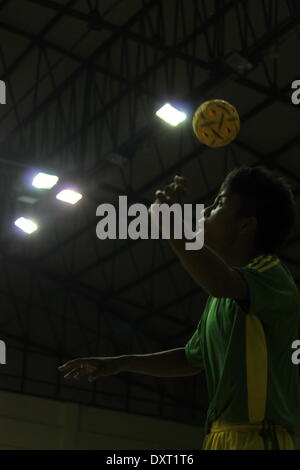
left=58, top=347, right=203, bottom=382
left=120, top=348, right=203, bottom=377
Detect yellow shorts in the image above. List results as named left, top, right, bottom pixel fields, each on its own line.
left=203, top=420, right=295, bottom=450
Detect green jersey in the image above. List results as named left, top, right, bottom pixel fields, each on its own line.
left=185, top=253, right=300, bottom=434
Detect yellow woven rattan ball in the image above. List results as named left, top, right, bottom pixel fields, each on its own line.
left=192, top=99, right=240, bottom=148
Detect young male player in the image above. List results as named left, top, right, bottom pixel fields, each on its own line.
left=59, top=165, right=300, bottom=450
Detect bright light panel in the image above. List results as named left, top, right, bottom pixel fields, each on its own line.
left=56, top=189, right=82, bottom=205
left=32, top=172, right=59, bottom=189
left=15, top=217, right=38, bottom=234
left=155, top=103, right=187, bottom=126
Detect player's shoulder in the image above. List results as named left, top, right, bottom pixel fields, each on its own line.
left=244, top=253, right=280, bottom=273
left=247, top=253, right=300, bottom=307
left=245, top=254, right=296, bottom=289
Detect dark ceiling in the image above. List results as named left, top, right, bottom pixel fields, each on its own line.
left=0, top=0, right=299, bottom=427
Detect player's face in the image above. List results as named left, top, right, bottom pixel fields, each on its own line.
left=203, top=191, right=245, bottom=253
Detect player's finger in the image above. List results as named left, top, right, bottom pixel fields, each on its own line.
left=174, top=175, right=187, bottom=186
left=58, top=360, right=82, bottom=371
left=173, top=183, right=187, bottom=202
left=63, top=368, right=79, bottom=380
left=175, top=183, right=187, bottom=194
left=164, top=184, right=176, bottom=201
left=155, top=190, right=168, bottom=203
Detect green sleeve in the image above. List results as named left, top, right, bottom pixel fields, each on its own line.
left=232, top=265, right=300, bottom=325
left=185, top=326, right=204, bottom=368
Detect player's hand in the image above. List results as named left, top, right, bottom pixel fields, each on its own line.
left=58, top=357, right=123, bottom=382
left=152, top=175, right=187, bottom=207
left=148, top=176, right=188, bottom=236
left=149, top=175, right=188, bottom=221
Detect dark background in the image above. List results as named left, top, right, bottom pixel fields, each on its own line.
left=0, top=0, right=299, bottom=428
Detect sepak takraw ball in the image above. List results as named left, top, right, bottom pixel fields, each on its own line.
left=192, top=99, right=240, bottom=148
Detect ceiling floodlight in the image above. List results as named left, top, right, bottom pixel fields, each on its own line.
left=14, top=217, right=38, bottom=234
left=56, top=189, right=82, bottom=205
left=32, top=172, right=59, bottom=189
left=156, top=103, right=187, bottom=126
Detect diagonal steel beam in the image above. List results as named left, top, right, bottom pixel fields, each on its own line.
left=24, top=0, right=211, bottom=69
left=0, top=0, right=79, bottom=81
left=0, top=0, right=161, bottom=146
left=0, top=20, right=162, bottom=103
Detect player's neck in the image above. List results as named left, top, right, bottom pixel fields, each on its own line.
left=219, top=244, right=258, bottom=268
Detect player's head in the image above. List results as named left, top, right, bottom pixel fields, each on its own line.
left=204, top=165, right=297, bottom=259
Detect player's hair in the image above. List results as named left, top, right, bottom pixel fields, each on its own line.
left=220, top=165, right=297, bottom=254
